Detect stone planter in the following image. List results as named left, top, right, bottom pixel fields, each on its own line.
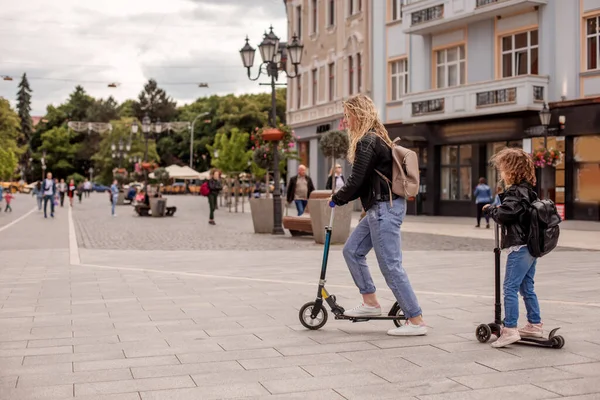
left=249, top=197, right=284, bottom=234
left=308, top=199, right=353, bottom=245
left=116, top=192, right=125, bottom=206
left=150, top=197, right=167, bottom=217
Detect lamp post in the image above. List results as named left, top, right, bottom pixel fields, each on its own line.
left=190, top=112, right=210, bottom=168
left=41, top=151, right=46, bottom=181
left=240, top=26, right=303, bottom=235
left=537, top=103, right=566, bottom=200
left=137, top=114, right=163, bottom=194
left=111, top=138, right=131, bottom=169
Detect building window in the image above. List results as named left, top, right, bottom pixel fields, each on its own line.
left=391, top=0, right=404, bottom=21
left=501, top=29, right=538, bottom=78
left=441, top=145, right=472, bottom=201
left=311, top=0, right=318, bottom=35
left=296, top=5, right=302, bottom=40
left=390, top=58, right=408, bottom=101
left=357, top=53, right=362, bottom=92
left=586, top=16, right=600, bottom=70
left=347, top=0, right=361, bottom=16
left=328, top=0, right=335, bottom=26
left=312, top=68, right=318, bottom=105
left=328, top=62, right=335, bottom=101
left=435, top=45, right=466, bottom=88
left=574, top=135, right=600, bottom=203
left=296, top=73, right=302, bottom=109
left=348, top=55, right=354, bottom=95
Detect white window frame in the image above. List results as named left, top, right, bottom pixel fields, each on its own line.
left=435, top=45, right=466, bottom=89
left=312, top=68, right=318, bottom=105
left=310, top=0, right=318, bottom=35
left=500, top=30, right=538, bottom=78
left=391, top=0, right=404, bottom=22
left=326, top=0, right=336, bottom=28
left=390, top=58, right=409, bottom=101
left=328, top=62, right=336, bottom=102
left=586, top=16, right=600, bottom=71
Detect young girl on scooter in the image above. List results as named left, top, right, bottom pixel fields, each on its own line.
left=484, top=148, right=543, bottom=348
left=330, top=94, right=427, bottom=337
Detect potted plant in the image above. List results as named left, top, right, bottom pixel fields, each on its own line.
left=531, top=148, right=562, bottom=168
left=150, top=167, right=170, bottom=217
left=310, top=130, right=352, bottom=244
left=249, top=145, right=279, bottom=233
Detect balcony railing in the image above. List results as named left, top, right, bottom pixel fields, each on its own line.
left=476, top=0, right=500, bottom=7
left=411, top=5, right=444, bottom=26
left=476, top=88, right=516, bottom=107
left=533, top=86, right=545, bottom=101
left=412, top=99, right=445, bottom=116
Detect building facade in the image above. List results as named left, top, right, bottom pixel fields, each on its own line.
left=285, top=0, right=370, bottom=191
left=371, top=0, right=600, bottom=220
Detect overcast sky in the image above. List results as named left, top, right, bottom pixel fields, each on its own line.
left=0, top=0, right=287, bottom=116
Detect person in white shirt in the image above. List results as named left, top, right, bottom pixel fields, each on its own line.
left=83, top=179, right=92, bottom=197
left=58, top=179, right=67, bottom=207
left=42, top=172, right=56, bottom=218
left=326, top=164, right=346, bottom=193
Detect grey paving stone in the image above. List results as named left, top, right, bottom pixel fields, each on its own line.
left=76, top=375, right=195, bottom=396
left=452, top=366, right=580, bottom=389
left=75, top=355, right=180, bottom=372
left=555, top=362, right=600, bottom=377
left=231, top=389, right=351, bottom=400
left=140, top=383, right=269, bottom=400
left=536, top=376, right=600, bottom=397
left=0, top=362, right=73, bottom=377
left=23, top=350, right=125, bottom=366
left=177, top=348, right=281, bottom=364
left=0, top=383, right=74, bottom=400
left=191, top=366, right=310, bottom=386
left=0, top=344, right=73, bottom=357
left=69, top=394, right=141, bottom=400
left=17, top=368, right=132, bottom=388
left=477, top=352, right=597, bottom=372
left=275, top=341, right=378, bottom=356
left=27, top=335, right=121, bottom=348
left=261, top=372, right=387, bottom=395
left=239, top=353, right=351, bottom=370
left=0, top=375, right=17, bottom=388
left=334, top=377, right=469, bottom=399
left=132, top=360, right=241, bottom=379
left=417, top=383, right=559, bottom=400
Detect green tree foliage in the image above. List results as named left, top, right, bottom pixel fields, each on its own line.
left=86, top=96, right=119, bottom=123
left=132, top=79, right=178, bottom=122
left=206, top=128, right=253, bottom=173
left=0, top=99, right=20, bottom=180
left=39, top=126, right=77, bottom=179
left=16, top=73, right=33, bottom=156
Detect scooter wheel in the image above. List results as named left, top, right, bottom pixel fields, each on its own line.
left=299, top=302, right=328, bottom=330
left=551, top=335, right=565, bottom=349
left=476, top=324, right=492, bottom=343
left=389, top=302, right=406, bottom=328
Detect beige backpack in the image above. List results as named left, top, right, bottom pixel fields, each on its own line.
left=375, top=138, right=420, bottom=204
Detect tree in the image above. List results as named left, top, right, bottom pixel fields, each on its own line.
left=86, top=96, right=119, bottom=123
left=206, top=128, right=252, bottom=174
left=132, top=79, right=177, bottom=122
left=39, top=126, right=78, bottom=179
left=0, top=99, right=21, bottom=180
left=16, top=73, right=33, bottom=172
left=64, top=86, right=94, bottom=122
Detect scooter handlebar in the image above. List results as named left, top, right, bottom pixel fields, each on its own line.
left=329, top=201, right=336, bottom=208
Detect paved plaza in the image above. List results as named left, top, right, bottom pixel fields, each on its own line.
left=0, top=193, right=599, bottom=399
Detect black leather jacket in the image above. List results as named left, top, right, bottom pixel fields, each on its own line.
left=331, top=133, right=396, bottom=211
left=486, top=182, right=536, bottom=249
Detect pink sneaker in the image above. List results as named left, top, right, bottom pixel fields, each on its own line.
left=491, top=327, right=521, bottom=348
left=519, top=322, right=543, bottom=338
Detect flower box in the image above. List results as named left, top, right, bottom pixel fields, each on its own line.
left=261, top=128, right=284, bottom=142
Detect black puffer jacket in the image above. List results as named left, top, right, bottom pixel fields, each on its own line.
left=486, top=182, right=537, bottom=249
left=331, top=133, right=396, bottom=211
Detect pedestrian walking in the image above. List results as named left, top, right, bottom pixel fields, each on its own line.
left=32, top=182, right=43, bottom=211
left=330, top=94, right=427, bottom=337
left=83, top=179, right=92, bottom=197
left=207, top=169, right=222, bottom=225
left=110, top=180, right=119, bottom=217
left=42, top=173, right=56, bottom=218
left=326, top=164, right=346, bottom=193
left=484, top=148, right=543, bottom=348
left=286, top=165, right=315, bottom=216
left=77, top=183, right=84, bottom=203
left=58, top=179, right=67, bottom=207
left=474, top=177, right=492, bottom=228
left=0, top=185, right=3, bottom=213
left=3, top=192, right=13, bottom=212
left=67, top=179, right=76, bottom=207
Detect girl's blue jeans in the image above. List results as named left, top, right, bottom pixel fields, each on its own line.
left=503, top=246, right=541, bottom=328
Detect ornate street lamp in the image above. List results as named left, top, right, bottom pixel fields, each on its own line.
left=240, top=26, right=303, bottom=235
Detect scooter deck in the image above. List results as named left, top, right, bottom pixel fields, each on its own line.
left=334, top=315, right=406, bottom=323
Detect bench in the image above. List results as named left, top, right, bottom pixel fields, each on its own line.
left=135, top=204, right=151, bottom=216
left=283, top=190, right=331, bottom=236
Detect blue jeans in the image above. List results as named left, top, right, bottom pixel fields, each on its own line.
left=342, top=197, right=423, bottom=319
left=112, top=195, right=118, bottom=215
left=295, top=200, right=308, bottom=216
left=36, top=197, right=43, bottom=210
left=503, top=246, right=541, bottom=328
left=43, top=195, right=54, bottom=217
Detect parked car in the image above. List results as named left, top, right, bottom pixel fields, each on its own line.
left=93, top=183, right=110, bottom=192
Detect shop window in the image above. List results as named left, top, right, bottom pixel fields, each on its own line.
left=533, top=136, right=566, bottom=203
left=441, top=144, right=472, bottom=201
left=573, top=135, right=600, bottom=203
left=586, top=16, right=600, bottom=71
left=298, top=141, right=310, bottom=170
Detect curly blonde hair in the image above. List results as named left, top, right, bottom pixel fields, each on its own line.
left=490, top=148, right=536, bottom=187
left=343, top=94, right=392, bottom=163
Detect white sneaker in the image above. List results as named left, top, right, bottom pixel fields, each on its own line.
left=343, top=303, right=381, bottom=318
left=387, top=320, right=428, bottom=336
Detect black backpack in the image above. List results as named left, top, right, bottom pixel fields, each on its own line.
left=524, top=197, right=562, bottom=258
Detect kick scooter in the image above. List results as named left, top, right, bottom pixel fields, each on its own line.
left=299, top=202, right=406, bottom=330
left=475, top=223, right=565, bottom=349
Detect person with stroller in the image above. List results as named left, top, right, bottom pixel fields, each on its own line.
left=484, top=148, right=543, bottom=348
left=330, top=94, right=426, bottom=337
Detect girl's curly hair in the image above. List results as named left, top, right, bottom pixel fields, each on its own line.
left=490, top=148, right=536, bottom=187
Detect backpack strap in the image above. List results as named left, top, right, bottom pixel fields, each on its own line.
left=374, top=169, right=393, bottom=207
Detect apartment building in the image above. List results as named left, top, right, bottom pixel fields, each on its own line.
left=284, top=0, right=370, bottom=190
left=371, top=0, right=600, bottom=221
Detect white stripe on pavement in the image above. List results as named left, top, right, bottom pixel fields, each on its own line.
left=68, top=205, right=80, bottom=265
left=0, top=206, right=36, bottom=234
